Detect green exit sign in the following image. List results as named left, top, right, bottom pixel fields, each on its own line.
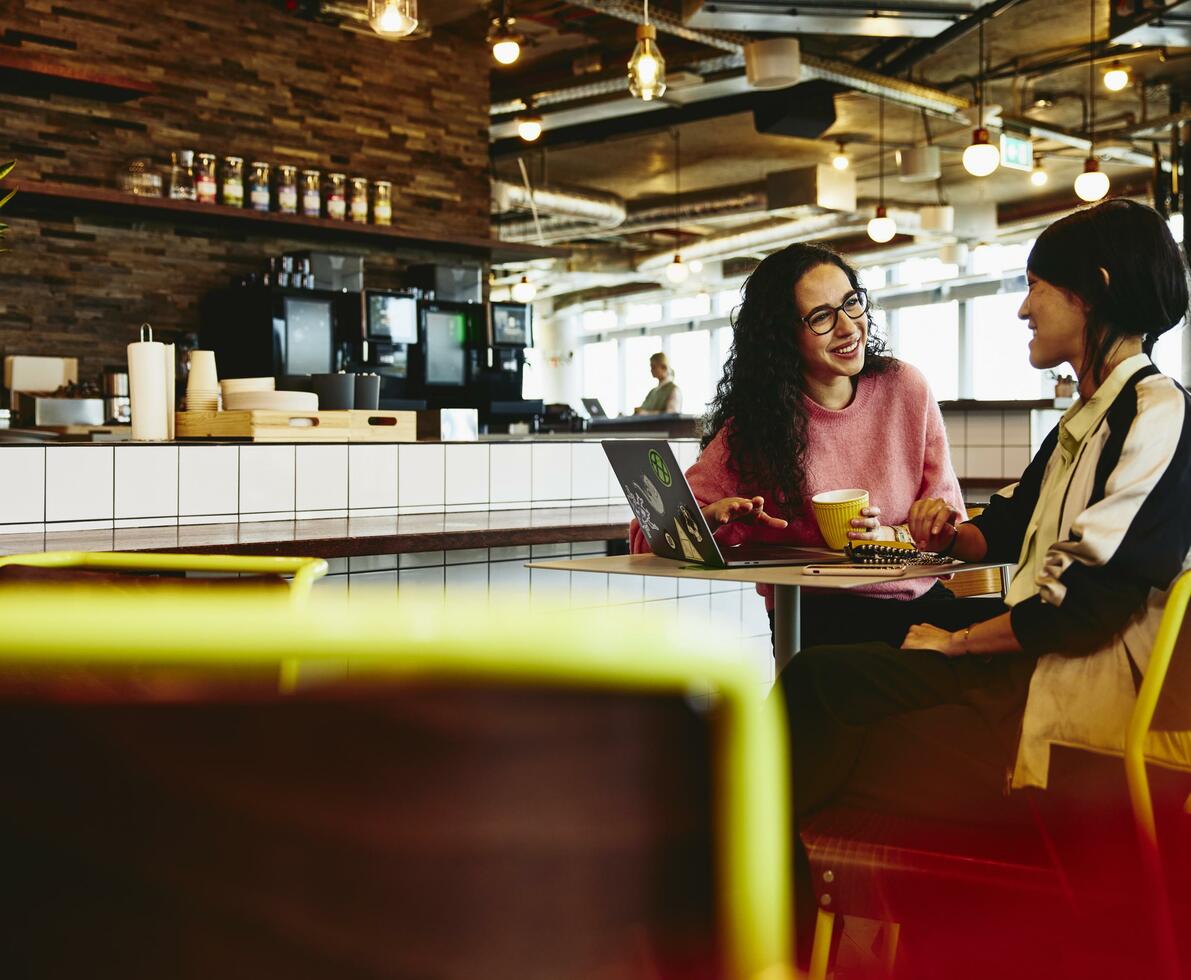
left=1000, top=133, right=1034, bottom=172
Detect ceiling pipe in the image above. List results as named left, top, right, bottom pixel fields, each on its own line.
left=492, top=179, right=627, bottom=231
left=1000, top=113, right=1168, bottom=170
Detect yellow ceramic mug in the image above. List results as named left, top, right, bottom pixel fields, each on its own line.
left=810, top=488, right=869, bottom=550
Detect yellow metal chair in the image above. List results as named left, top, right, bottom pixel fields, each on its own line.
left=0, top=550, right=328, bottom=601
left=0, top=588, right=792, bottom=980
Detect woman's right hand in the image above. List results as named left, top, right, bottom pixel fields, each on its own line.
left=907, top=497, right=961, bottom=553
left=701, top=496, right=788, bottom=529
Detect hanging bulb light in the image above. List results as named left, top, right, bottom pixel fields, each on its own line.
left=1103, top=61, right=1130, bottom=91
left=517, top=113, right=543, bottom=142
left=368, top=0, right=418, bottom=37
left=628, top=0, right=666, bottom=101
left=1030, top=157, right=1048, bottom=187
left=511, top=276, right=537, bottom=303
left=665, top=255, right=690, bottom=284
left=867, top=96, right=897, bottom=244
left=831, top=142, right=849, bottom=171
left=488, top=0, right=523, bottom=65
left=963, top=17, right=1000, bottom=177
left=1074, top=157, right=1110, bottom=201
left=1074, top=0, right=1109, bottom=203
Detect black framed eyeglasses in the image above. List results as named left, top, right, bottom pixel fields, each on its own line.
left=801, top=289, right=869, bottom=335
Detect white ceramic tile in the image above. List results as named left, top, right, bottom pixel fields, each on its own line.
left=179, top=514, right=236, bottom=526
left=1003, top=446, right=1032, bottom=478
left=967, top=446, right=1003, bottom=479
left=46, top=519, right=113, bottom=533
left=490, top=444, right=532, bottom=504
left=445, top=548, right=489, bottom=565
left=348, top=445, right=398, bottom=511
left=445, top=444, right=490, bottom=505
left=677, top=594, right=711, bottom=630
left=490, top=545, right=531, bottom=561
left=607, top=572, right=644, bottom=605
left=179, top=445, right=238, bottom=517
left=531, top=444, right=572, bottom=502
left=46, top=446, right=113, bottom=522
left=445, top=562, right=489, bottom=594
left=1003, top=410, right=1032, bottom=446
left=644, top=575, right=679, bottom=601
left=570, top=443, right=611, bottom=501
left=673, top=441, right=700, bottom=470
left=950, top=447, right=967, bottom=479
left=570, top=571, right=608, bottom=607
left=399, top=550, right=445, bottom=568
left=489, top=559, right=531, bottom=598
left=296, top=445, right=348, bottom=512
left=941, top=411, right=966, bottom=448
left=0, top=447, right=45, bottom=524
left=1032, top=409, right=1064, bottom=452
left=115, top=517, right=176, bottom=529
left=678, top=576, right=711, bottom=597
left=530, top=566, right=570, bottom=605
left=398, top=444, right=445, bottom=508
left=530, top=542, right=570, bottom=558
left=399, top=565, right=445, bottom=599
left=740, top=594, right=771, bottom=637
left=238, top=511, right=294, bottom=524
left=239, top=445, right=295, bottom=514
left=710, top=589, right=742, bottom=629
left=965, top=412, right=1003, bottom=446
left=349, top=554, right=399, bottom=573
left=114, top=446, right=178, bottom=520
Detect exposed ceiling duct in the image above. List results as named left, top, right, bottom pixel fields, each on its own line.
left=681, top=0, right=972, bottom=39
left=492, top=180, right=628, bottom=237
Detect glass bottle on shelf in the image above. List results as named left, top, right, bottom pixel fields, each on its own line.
left=326, top=172, right=347, bottom=220
left=301, top=169, right=321, bottom=217
left=349, top=176, right=369, bottom=223
left=195, top=153, right=217, bottom=204
left=169, top=150, right=196, bottom=201
left=276, top=164, right=298, bottom=215
left=249, top=161, right=271, bottom=212
left=222, top=156, right=244, bottom=207
left=373, top=179, right=392, bottom=226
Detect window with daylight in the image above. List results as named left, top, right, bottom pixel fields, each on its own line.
left=581, top=340, right=620, bottom=417
left=858, top=264, right=888, bottom=291
left=715, top=288, right=742, bottom=317
left=897, top=256, right=959, bottom=287
left=625, top=302, right=663, bottom=326
left=972, top=291, right=1046, bottom=400
left=521, top=346, right=543, bottom=400
left=582, top=308, right=618, bottom=332
left=1153, top=324, right=1185, bottom=383
left=669, top=292, right=711, bottom=320
left=668, top=330, right=713, bottom=416
left=621, top=334, right=660, bottom=415
left=894, top=301, right=959, bottom=400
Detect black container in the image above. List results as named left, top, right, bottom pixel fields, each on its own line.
left=354, top=374, right=380, bottom=411
left=310, top=373, right=355, bottom=410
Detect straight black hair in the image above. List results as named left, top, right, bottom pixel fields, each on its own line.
left=1027, top=198, right=1190, bottom=384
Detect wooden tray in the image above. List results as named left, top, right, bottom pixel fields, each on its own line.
left=176, top=410, right=417, bottom=443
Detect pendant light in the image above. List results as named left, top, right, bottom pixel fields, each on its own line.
left=1030, top=156, right=1048, bottom=187
left=511, top=275, right=537, bottom=303
left=1074, top=0, right=1110, bottom=203
left=489, top=0, right=523, bottom=65
left=665, top=128, right=689, bottom=284
left=516, top=100, right=543, bottom=142
left=962, top=15, right=1000, bottom=177
left=831, top=141, right=849, bottom=171
left=368, top=0, right=418, bottom=37
left=1103, top=61, right=1130, bottom=91
left=868, top=97, right=897, bottom=244
left=628, top=0, right=666, bottom=101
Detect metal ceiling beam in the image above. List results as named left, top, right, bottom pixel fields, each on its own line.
left=681, top=0, right=973, bottom=39
left=876, top=0, right=1031, bottom=77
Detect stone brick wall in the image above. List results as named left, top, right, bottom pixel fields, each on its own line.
left=0, top=0, right=490, bottom=379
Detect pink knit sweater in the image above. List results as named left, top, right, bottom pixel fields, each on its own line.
left=629, top=362, right=966, bottom=609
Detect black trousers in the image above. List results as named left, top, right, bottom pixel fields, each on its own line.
left=776, top=638, right=1038, bottom=964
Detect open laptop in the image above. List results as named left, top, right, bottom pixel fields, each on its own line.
left=582, top=397, right=608, bottom=419
left=603, top=440, right=843, bottom=569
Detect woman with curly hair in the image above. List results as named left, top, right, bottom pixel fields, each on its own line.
left=630, top=241, right=992, bottom=649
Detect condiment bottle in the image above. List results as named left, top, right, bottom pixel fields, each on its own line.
left=169, top=150, right=196, bottom=201
left=222, top=156, right=244, bottom=207
left=276, top=164, right=298, bottom=215
left=349, top=176, right=369, bottom=223
left=373, top=179, right=392, bottom=226
left=326, top=172, right=347, bottom=220
left=249, top=161, right=271, bottom=212
left=195, top=153, right=217, bottom=204
left=301, top=169, right=321, bottom=217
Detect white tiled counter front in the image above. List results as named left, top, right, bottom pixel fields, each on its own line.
left=0, top=440, right=703, bottom=536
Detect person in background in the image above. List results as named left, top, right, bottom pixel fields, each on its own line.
left=634, top=352, right=683, bottom=415
left=782, top=198, right=1191, bottom=967
left=629, top=242, right=990, bottom=649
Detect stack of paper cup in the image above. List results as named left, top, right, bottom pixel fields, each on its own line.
left=186, top=350, right=220, bottom=412
left=128, top=323, right=169, bottom=441
left=810, top=488, right=870, bottom=550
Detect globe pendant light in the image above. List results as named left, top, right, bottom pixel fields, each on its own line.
left=665, top=128, right=689, bottom=284
left=1075, top=0, right=1110, bottom=202
left=628, top=0, right=666, bottom=101
left=516, top=103, right=543, bottom=142
left=489, top=0, right=523, bottom=66
left=832, top=141, right=849, bottom=171
left=1103, top=61, right=1130, bottom=91
left=1030, top=157, right=1048, bottom=187
left=511, top=276, right=537, bottom=303
left=368, top=0, right=418, bottom=37
left=867, top=96, right=897, bottom=244
left=962, top=16, right=999, bottom=177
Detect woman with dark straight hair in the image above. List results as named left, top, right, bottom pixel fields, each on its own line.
left=629, top=242, right=989, bottom=649
left=783, top=198, right=1191, bottom=967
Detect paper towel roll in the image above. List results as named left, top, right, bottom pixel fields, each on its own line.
left=128, top=325, right=168, bottom=441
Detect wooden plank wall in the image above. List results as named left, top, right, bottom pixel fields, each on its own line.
left=0, top=0, right=491, bottom=379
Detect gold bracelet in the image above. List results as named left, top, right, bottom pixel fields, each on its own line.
left=961, top=625, right=973, bottom=655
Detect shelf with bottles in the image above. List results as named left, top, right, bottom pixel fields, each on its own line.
left=0, top=47, right=156, bottom=102
left=0, top=177, right=566, bottom=263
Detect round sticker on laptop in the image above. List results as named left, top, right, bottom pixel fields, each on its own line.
left=648, top=449, right=672, bottom=487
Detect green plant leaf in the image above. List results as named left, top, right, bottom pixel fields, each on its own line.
left=0, top=188, right=15, bottom=211
left=0, top=160, right=13, bottom=182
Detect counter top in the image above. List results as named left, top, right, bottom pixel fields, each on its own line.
left=0, top=506, right=635, bottom=559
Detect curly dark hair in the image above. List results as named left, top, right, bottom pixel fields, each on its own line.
left=702, top=242, right=894, bottom=516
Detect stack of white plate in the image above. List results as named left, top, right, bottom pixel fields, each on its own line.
left=220, top=377, right=275, bottom=399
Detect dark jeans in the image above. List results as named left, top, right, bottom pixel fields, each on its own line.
left=767, top=582, right=1008, bottom=651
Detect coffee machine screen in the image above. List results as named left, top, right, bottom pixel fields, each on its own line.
left=285, top=296, right=334, bottom=375
left=367, top=293, right=417, bottom=344
left=424, top=310, right=467, bottom=386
